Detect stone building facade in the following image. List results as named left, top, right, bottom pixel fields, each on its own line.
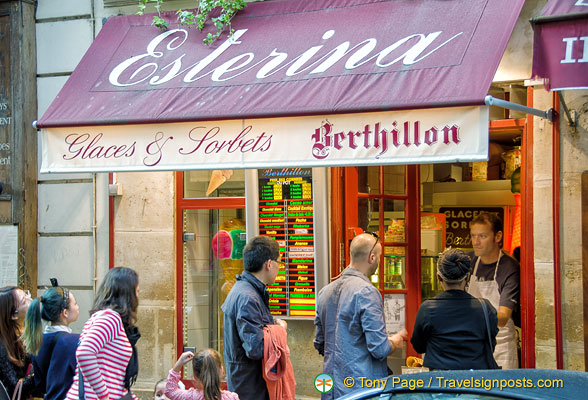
left=24, top=0, right=588, bottom=398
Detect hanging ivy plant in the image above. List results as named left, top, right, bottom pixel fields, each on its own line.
left=138, top=0, right=248, bottom=45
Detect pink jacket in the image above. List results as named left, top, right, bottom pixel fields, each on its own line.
left=165, top=369, right=239, bottom=400
left=262, top=325, right=296, bottom=400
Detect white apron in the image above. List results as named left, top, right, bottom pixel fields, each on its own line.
left=468, top=251, right=518, bottom=369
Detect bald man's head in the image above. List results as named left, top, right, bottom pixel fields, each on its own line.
left=350, top=233, right=380, bottom=263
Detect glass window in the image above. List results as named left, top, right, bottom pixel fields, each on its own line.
left=421, top=255, right=442, bottom=300
left=183, top=169, right=245, bottom=198
left=383, top=165, right=405, bottom=195
left=358, top=197, right=380, bottom=233
left=182, top=208, right=246, bottom=377
left=358, top=166, right=380, bottom=194
left=383, top=199, right=405, bottom=242
left=384, top=247, right=405, bottom=290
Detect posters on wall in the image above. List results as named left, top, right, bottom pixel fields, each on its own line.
left=384, top=293, right=406, bottom=335
left=0, top=225, right=18, bottom=286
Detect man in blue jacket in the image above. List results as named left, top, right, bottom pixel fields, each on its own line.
left=222, top=235, right=284, bottom=400
left=314, top=232, right=406, bottom=399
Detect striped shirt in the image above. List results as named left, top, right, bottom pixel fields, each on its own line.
left=66, top=309, right=135, bottom=400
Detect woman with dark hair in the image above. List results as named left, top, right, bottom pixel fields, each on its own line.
left=66, top=267, right=141, bottom=400
left=22, top=284, right=80, bottom=400
left=411, top=249, right=499, bottom=370
left=0, top=286, right=39, bottom=397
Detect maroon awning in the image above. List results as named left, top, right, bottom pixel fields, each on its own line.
left=532, top=0, right=588, bottom=91
left=37, top=0, right=524, bottom=129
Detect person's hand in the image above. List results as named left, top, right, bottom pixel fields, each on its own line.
left=275, top=318, right=288, bottom=330
left=389, top=329, right=408, bottom=351
left=173, top=351, right=194, bottom=372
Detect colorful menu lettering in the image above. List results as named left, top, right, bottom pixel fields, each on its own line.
left=258, top=168, right=315, bottom=317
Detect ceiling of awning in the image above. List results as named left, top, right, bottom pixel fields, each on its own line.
left=531, top=0, right=588, bottom=91
left=37, top=0, right=525, bottom=129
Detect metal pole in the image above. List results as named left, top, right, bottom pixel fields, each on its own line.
left=484, top=95, right=554, bottom=122
left=557, top=91, right=577, bottom=127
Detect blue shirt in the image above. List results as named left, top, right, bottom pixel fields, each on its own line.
left=314, top=267, right=392, bottom=399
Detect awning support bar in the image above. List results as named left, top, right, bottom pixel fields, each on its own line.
left=484, top=95, right=554, bottom=122
left=557, top=91, right=577, bottom=128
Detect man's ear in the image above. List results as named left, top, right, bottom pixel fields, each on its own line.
left=495, top=230, right=503, bottom=245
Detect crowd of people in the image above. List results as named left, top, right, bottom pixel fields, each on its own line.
left=0, top=212, right=518, bottom=400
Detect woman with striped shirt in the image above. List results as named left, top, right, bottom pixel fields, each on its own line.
left=66, top=267, right=140, bottom=400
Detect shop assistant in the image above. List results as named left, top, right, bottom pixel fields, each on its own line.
left=467, top=212, right=520, bottom=369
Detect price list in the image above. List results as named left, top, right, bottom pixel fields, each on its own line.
left=258, top=168, right=315, bottom=317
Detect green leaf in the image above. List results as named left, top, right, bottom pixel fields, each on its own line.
left=152, top=15, right=169, bottom=31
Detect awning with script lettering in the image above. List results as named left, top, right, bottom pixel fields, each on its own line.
left=37, top=0, right=524, bottom=172
left=531, top=0, right=588, bottom=91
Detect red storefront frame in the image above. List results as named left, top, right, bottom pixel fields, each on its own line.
left=173, top=171, right=245, bottom=386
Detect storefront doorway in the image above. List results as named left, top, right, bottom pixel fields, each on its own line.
left=333, top=110, right=534, bottom=368
left=175, top=171, right=246, bottom=379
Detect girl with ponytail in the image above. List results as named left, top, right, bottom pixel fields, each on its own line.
left=165, top=349, right=239, bottom=400
left=410, top=248, right=500, bottom=370
left=22, top=283, right=80, bottom=400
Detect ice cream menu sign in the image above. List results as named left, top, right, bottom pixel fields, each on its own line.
left=258, top=168, right=316, bottom=317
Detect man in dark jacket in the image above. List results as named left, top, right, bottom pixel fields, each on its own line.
left=221, top=235, right=284, bottom=400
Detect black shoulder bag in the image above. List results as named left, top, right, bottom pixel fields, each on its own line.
left=478, top=298, right=501, bottom=369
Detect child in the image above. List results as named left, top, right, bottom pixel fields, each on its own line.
left=165, top=349, right=239, bottom=400
left=153, top=379, right=169, bottom=400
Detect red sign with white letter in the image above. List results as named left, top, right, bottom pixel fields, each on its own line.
left=38, top=0, right=524, bottom=172
left=532, top=0, right=588, bottom=90
left=38, top=0, right=523, bottom=129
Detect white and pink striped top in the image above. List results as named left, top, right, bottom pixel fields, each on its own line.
left=66, top=309, right=136, bottom=400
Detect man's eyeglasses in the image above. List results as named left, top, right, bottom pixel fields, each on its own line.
left=366, top=231, right=380, bottom=256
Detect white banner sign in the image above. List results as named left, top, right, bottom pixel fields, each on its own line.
left=40, top=106, right=489, bottom=173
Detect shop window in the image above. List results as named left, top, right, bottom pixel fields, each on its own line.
left=176, top=171, right=246, bottom=380
left=183, top=170, right=245, bottom=198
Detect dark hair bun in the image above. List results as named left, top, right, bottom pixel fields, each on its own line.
left=437, top=248, right=471, bottom=281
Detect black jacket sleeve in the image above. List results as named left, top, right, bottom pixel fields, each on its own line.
left=410, top=303, right=431, bottom=354
left=0, top=342, right=40, bottom=398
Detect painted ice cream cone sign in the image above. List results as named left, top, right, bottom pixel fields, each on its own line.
left=212, top=218, right=246, bottom=296
left=206, top=170, right=234, bottom=196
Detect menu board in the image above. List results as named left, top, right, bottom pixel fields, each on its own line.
left=258, top=168, right=315, bottom=317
